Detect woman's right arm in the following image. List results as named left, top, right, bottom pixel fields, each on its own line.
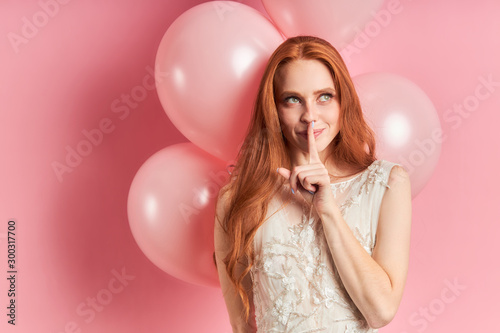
left=214, top=187, right=257, bottom=333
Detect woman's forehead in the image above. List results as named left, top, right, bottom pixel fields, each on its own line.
left=274, top=59, right=335, bottom=92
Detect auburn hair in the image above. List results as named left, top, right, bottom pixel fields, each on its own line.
left=215, top=35, right=377, bottom=322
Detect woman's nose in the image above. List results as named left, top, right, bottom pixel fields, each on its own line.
left=301, top=101, right=318, bottom=122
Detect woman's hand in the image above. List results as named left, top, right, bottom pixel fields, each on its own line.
left=277, top=121, right=339, bottom=218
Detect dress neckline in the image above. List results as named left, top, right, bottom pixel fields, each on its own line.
left=329, top=172, right=363, bottom=186
left=329, top=160, right=378, bottom=186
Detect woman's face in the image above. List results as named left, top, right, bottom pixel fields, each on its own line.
left=274, top=59, right=341, bottom=163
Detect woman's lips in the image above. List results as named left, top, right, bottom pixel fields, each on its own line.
left=298, top=129, right=324, bottom=139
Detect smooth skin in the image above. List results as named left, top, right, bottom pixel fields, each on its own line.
left=214, top=59, right=412, bottom=331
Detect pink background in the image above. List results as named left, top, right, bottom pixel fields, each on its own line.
left=1, top=0, right=499, bottom=332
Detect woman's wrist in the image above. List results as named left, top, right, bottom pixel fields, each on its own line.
left=318, top=201, right=342, bottom=225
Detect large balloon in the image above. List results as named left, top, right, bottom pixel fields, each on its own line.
left=354, top=72, right=442, bottom=198
left=127, top=143, right=229, bottom=287
left=262, top=0, right=385, bottom=48
left=155, top=1, right=284, bottom=161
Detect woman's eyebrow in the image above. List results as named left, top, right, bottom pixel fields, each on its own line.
left=279, top=87, right=336, bottom=98
left=313, top=87, right=336, bottom=95
left=279, top=90, right=302, bottom=98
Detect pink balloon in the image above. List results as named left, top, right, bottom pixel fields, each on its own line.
left=155, top=1, right=284, bottom=161
left=354, top=72, right=442, bottom=198
left=127, top=143, right=229, bottom=287
left=262, top=0, right=385, bottom=48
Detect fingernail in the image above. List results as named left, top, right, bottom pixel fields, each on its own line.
left=308, top=190, right=314, bottom=195
left=291, top=188, right=295, bottom=194
left=276, top=167, right=279, bottom=173
left=312, top=120, right=315, bottom=128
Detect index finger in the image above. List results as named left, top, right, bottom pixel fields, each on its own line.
left=308, top=121, right=321, bottom=164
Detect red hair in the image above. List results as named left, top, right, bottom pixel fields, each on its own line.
left=215, top=35, right=377, bottom=322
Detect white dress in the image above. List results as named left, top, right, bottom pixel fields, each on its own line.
left=250, top=159, right=402, bottom=333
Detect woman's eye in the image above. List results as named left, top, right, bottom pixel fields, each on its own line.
left=285, top=96, right=300, bottom=104
left=318, top=94, right=332, bottom=102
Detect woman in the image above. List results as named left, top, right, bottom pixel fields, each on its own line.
left=214, top=35, right=412, bottom=332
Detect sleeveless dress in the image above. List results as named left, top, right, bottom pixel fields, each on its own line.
left=250, top=159, right=402, bottom=333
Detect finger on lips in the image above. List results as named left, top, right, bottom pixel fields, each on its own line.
left=307, top=120, right=321, bottom=164
left=276, top=121, right=322, bottom=195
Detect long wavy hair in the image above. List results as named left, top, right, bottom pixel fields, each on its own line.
left=215, top=35, right=377, bottom=322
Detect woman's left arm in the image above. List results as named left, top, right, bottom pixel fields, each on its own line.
left=278, top=122, right=412, bottom=329
left=320, top=165, right=412, bottom=329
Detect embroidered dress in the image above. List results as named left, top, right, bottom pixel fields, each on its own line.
left=250, top=160, right=402, bottom=333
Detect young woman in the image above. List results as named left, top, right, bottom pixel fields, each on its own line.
left=214, top=35, right=412, bottom=333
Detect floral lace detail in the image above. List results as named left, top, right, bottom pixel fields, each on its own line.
left=338, top=160, right=390, bottom=217
left=251, top=202, right=376, bottom=332
left=251, top=202, right=338, bottom=331
left=353, top=227, right=372, bottom=254
left=330, top=176, right=359, bottom=195
left=250, top=160, right=397, bottom=332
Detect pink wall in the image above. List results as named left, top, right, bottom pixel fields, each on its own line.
left=1, top=0, right=498, bottom=332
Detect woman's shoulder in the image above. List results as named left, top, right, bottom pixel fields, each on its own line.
left=216, top=180, right=232, bottom=210
left=374, top=159, right=407, bottom=174
left=214, top=183, right=233, bottom=263
left=215, top=174, right=245, bottom=219
left=371, top=159, right=410, bottom=189
left=368, top=159, right=404, bottom=171
left=380, top=160, right=410, bottom=187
